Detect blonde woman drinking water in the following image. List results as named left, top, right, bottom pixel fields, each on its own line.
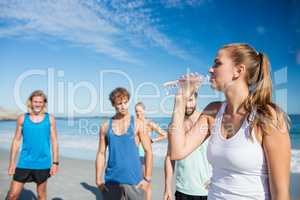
left=168, top=43, right=291, bottom=200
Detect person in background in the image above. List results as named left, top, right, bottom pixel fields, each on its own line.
left=164, top=92, right=211, bottom=200
left=96, top=87, right=153, bottom=200
left=135, top=101, right=167, bottom=200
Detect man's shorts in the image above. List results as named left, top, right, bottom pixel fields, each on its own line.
left=101, top=184, right=145, bottom=200
left=175, top=191, right=208, bottom=200
left=13, top=168, right=50, bottom=184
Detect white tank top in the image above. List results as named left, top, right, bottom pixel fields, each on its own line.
left=207, top=102, right=271, bottom=200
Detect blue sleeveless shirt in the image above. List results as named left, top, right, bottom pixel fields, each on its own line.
left=17, top=113, right=52, bottom=169
left=105, top=116, right=143, bottom=185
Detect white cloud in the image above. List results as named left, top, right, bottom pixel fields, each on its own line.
left=161, top=0, right=206, bottom=8
left=143, top=27, right=192, bottom=59
left=0, top=0, right=192, bottom=63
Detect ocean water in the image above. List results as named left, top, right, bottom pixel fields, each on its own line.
left=0, top=115, right=299, bottom=173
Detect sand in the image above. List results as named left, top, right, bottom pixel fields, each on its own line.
left=0, top=148, right=299, bottom=199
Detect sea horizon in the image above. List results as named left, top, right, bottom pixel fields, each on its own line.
left=1, top=115, right=299, bottom=173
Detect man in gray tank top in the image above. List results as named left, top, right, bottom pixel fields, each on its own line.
left=164, top=92, right=211, bottom=200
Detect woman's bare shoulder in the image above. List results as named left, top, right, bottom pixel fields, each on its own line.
left=202, top=101, right=223, bottom=118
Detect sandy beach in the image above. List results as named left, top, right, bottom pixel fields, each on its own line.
left=0, top=148, right=299, bottom=200
left=0, top=149, right=169, bottom=200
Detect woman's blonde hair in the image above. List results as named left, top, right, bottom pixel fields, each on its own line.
left=222, top=43, right=290, bottom=134
left=26, top=90, right=48, bottom=113
left=135, top=102, right=145, bottom=110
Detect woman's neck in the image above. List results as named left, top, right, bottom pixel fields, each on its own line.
left=224, top=83, right=249, bottom=115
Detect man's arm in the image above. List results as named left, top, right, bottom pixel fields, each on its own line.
left=8, top=114, right=24, bottom=175
left=50, top=114, right=59, bottom=175
left=95, top=121, right=108, bottom=189
left=164, top=146, right=175, bottom=200
left=164, top=118, right=192, bottom=200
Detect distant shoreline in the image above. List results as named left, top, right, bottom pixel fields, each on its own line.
left=0, top=115, right=19, bottom=121
left=0, top=111, right=299, bottom=121
left=0, top=115, right=172, bottom=121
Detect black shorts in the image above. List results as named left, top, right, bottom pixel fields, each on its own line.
left=175, top=191, right=207, bottom=200
left=13, top=168, right=50, bottom=184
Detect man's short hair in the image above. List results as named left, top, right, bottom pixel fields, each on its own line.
left=109, top=87, right=130, bottom=105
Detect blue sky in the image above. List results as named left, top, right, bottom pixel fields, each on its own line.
left=0, top=0, right=299, bottom=117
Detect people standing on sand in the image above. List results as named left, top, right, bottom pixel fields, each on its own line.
left=164, top=92, right=211, bottom=200
left=135, top=102, right=167, bottom=200
left=168, top=43, right=291, bottom=199
left=96, top=87, right=153, bottom=200
left=7, top=90, right=59, bottom=200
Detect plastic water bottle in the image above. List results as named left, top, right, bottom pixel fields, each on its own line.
left=163, top=73, right=210, bottom=95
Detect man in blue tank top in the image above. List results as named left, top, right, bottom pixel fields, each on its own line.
left=96, top=87, right=153, bottom=200
left=6, top=90, right=59, bottom=200
left=164, top=92, right=211, bottom=200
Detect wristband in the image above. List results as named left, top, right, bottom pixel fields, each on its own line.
left=53, top=162, right=59, bottom=165
left=143, top=177, right=151, bottom=183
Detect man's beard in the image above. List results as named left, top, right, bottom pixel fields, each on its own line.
left=185, top=106, right=196, bottom=117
